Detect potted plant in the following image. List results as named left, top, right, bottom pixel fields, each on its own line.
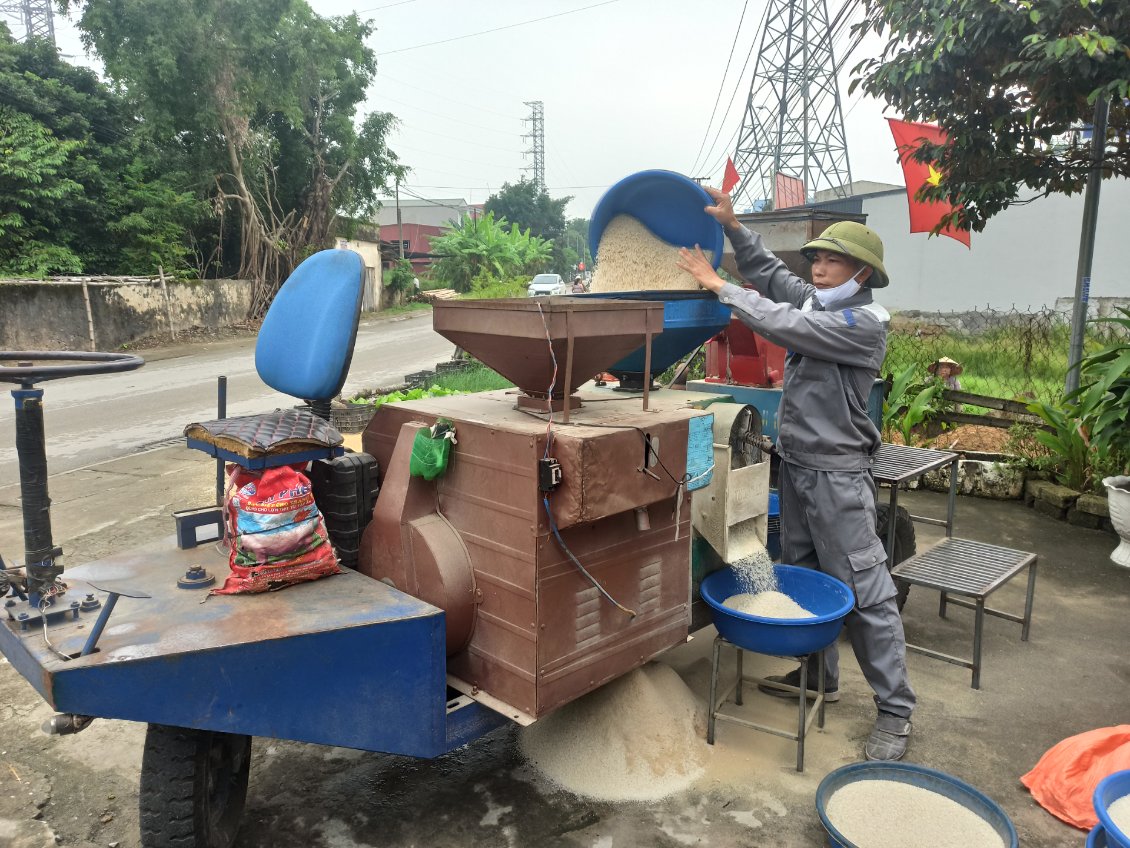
left=1072, top=308, right=1130, bottom=567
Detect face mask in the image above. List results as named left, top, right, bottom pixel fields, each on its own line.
left=813, top=269, right=863, bottom=309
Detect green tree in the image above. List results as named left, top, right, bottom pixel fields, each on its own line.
left=561, top=217, right=592, bottom=275
left=0, top=27, right=203, bottom=276
left=0, top=107, right=84, bottom=276
left=64, top=0, right=404, bottom=316
left=484, top=179, right=573, bottom=273
left=429, top=211, right=552, bottom=293
left=853, top=0, right=1130, bottom=232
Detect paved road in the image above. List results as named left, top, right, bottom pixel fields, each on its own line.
left=0, top=311, right=453, bottom=481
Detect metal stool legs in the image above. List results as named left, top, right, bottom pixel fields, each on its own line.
left=707, top=635, right=826, bottom=772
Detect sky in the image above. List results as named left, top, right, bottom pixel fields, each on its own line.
left=43, top=0, right=908, bottom=221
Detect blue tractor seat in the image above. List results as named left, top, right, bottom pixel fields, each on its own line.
left=184, top=249, right=365, bottom=469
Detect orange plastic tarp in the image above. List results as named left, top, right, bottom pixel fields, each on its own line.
left=1021, top=725, right=1130, bottom=830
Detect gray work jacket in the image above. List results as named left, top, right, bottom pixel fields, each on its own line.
left=718, top=226, right=889, bottom=472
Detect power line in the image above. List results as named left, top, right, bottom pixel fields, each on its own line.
left=688, top=0, right=749, bottom=176
left=380, top=0, right=625, bottom=56
left=355, top=0, right=418, bottom=11
left=377, top=72, right=524, bottom=121
left=374, top=92, right=522, bottom=136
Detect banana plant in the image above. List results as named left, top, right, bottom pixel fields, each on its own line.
left=1069, top=307, right=1130, bottom=474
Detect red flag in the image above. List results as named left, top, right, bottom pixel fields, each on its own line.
left=722, top=157, right=740, bottom=193
left=774, top=172, right=805, bottom=209
left=887, top=118, right=970, bottom=247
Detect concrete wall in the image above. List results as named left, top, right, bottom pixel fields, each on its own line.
left=861, top=177, right=1130, bottom=311
left=0, top=278, right=251, bottom=351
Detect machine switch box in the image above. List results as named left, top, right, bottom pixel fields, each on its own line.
left=538, top=458, right=563, bottom=492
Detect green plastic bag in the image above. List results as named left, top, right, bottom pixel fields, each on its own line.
left=409, top=419, right=455, bottom=480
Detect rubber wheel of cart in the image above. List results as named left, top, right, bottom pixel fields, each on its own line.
left=139, top=724, right=251, bottom=848
left=875, top=503, right=915, bottom=611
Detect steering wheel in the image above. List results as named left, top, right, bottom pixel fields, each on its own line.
left=0, top=351, right=145, bottom=386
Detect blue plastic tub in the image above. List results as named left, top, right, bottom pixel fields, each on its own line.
left=574, top=291, right=731, bottom=379
left=1090, top=824, right=1111, bottom=848
left=589, top=170, right=724, bottom=270
left=816, top=762, right=1019, bottom=848
left=699, top=565, right=854, bottom=656
left=1095, top=770, right=1130, bottom=848
left=766, top=490, right=781, bottom=561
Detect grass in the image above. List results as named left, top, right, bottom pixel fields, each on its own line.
left=366, top=302, right=432, bottom=317
left=429, top=363, right=513, bottom=393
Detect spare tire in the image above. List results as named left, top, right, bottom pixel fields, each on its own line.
left=875, top=503, right=915, bottom=611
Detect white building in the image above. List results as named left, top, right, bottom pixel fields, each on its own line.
left=814, top=178, right=1130, bottom=312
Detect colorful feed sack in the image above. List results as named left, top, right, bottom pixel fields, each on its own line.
left=214, top=463, right=341, bottom=594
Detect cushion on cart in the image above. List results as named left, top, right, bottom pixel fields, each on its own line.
left=184, top=409, right=343, bottom=459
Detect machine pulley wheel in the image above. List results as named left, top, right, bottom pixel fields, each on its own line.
left=139, top=724, right=251, bottom=848
left=710, top=403, right=763, bottom=469
left=876, top=503, right=915, bottom=611
left=0, top=350, right=144, bottom=386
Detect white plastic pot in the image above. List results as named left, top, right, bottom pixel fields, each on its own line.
left=1103, top=476, right=1130, bottom=569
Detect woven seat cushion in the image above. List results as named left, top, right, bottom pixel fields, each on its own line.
left=184, top=409, right=343, bottom=459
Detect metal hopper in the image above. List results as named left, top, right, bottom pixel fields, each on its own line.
left=431, top=297, right=665, bottom=420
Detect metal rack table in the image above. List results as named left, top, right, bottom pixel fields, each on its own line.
left=890, top=538, right=1037, bottom=689
left=872, top=443, right=960, bottom=554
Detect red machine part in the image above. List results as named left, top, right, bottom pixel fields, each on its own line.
left=704, top=316, right=786, bottom=388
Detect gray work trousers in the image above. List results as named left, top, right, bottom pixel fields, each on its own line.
left=778, top=461, right=917, bottom=718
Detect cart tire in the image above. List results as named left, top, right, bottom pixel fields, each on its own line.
left=139, top=724, right=251, bottom=848
left=876, top=503, right=915, bottom=611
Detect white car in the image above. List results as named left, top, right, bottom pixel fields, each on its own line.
left=527, top=273, right=568, bottom=296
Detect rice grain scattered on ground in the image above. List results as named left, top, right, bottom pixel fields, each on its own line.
left=519, top=663, right=708, bottom=802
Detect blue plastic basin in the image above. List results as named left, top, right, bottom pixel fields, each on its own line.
left=816, top=762, right=1019, bottom=848
left=574, top=291, right=731, bottom=378
left=700, top=565, right=854, bottom=656
left=1091, top=824, right=1111, bottom=848
left=1095, top=770, right=1130, bottom=848
left=589, top=170, right=724, bottom=271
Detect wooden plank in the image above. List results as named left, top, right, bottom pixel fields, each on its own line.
left=941, top=389, right=1035, bottom=415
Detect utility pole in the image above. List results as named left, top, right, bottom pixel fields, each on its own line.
left=0, top=0, right=55, bottom=44
left=1066, top=97, right=1110, bottom=394
left=730, top=0, right=852, bottom=210
left=395, top=177, right=405, bottom=261
left=522, top=100, right=545, bottom=191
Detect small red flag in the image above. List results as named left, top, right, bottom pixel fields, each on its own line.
left=722, top=157, right=740, bottom=193
left=887, top=118, right=970, bottom=247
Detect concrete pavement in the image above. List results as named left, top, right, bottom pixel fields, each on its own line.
left=0, top=370, right=1127, bottom=846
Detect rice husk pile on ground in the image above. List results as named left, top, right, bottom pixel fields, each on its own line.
left=724, top=590, right=814, bottom=619
left=519, top=662, right=708, bottom=802
left=825, top=780, right=1006, bottom=848
left=590, top=214, right=713, bottom=292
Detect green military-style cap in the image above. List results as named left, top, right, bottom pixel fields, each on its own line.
left=801, top=221, right=889, bottom=288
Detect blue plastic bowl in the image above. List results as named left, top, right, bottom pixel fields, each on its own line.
left=1095, top=770, right=1130, bottom=848
left=699, top=565, right=854, bottom=656
left=573, top=290, right=732, bottom=377
left=1090, top=824, right=1111, bottom=848
left=589, top=170, right=724, bottom=271
left=816, top=762, right=1019, bottom=848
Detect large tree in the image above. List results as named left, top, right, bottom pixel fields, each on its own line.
left=0, top=27, right=202, bottom=276
left=64, top=0, right=404, bottom=316
left=484, top=179, right=574, bottom=273
left=853, top=0, right=1130, bottom=231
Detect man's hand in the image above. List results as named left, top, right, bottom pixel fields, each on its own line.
left=703, top=186, right=739, bottom=229
left=676, top=245, right=726, bottom=294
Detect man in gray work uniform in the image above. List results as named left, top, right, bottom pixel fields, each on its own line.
left=677, top=188, right=915, bottom=762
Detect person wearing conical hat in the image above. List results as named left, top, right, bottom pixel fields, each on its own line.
left=928, top=356, right=963, bottom=391
left=676, top=189, right=914, bottom=762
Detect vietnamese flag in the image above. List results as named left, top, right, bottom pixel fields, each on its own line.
left=887, top=118, right=971, bottom=247
left=722, top=157, right=740, bottom=193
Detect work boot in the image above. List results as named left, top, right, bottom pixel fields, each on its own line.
left=757, top=666, right=839, bottom=703
left=865, top=712, right=912, bottom=761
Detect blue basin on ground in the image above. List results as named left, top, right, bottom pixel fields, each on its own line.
left=1095, top=770, right=1130, bottom=848
left=1091, top=824, right=1111, bottom=848
left=699, top=565, right=854, bottom=657
left=816, top=762, right=1019, bottom=848
left=573, top=291, right=731, bottom=381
